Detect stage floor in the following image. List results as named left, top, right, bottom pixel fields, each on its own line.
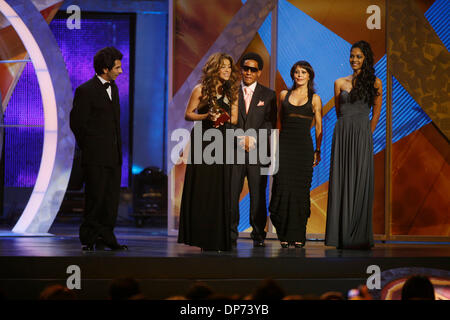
left=1, top=224, right=449, bottom=258
left=1, top=224, right=449, bottom=300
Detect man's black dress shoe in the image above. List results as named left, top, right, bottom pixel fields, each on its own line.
left=95, top=240, right=106, bottom=251
left=201, top=248, right=222, bottom=253
left=107, top=243, right=128, bottom=251
left=83, top=240, right=128, bottom=251
left=253, top=241, right=265, bottom=248
left=82, top=244, right=95, bottom=251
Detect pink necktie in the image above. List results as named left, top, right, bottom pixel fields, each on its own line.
left=244, top=87, right=252, bottom=114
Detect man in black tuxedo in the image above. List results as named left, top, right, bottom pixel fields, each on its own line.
left=70, top=47, right=127, bottom=251
left=230, top=52, right=277, bottom=248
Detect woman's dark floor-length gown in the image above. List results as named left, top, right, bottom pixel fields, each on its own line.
left=178, top=96, right=232, bottom=251
left=269, top=91, right=315, bottom=243
left=325, top=90, right=374, bottom=249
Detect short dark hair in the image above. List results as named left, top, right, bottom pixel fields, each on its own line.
left=240, top=52, right=263, bottom=70
left=94, top=46, right=123, bottom=75
left=39, top=284, right=77, bottom=300
left=185, top=281, right=214, bottom=300
left=109, top=277, right=141, bottom=300
left=252, top=279, right=285, bottom=300
left=401, top=275, right=435, bottom=300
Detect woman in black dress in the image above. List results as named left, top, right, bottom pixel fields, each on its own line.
left=177, top=53, right=239, bottom=251
left=269, top=61, right=323, bottom=248
left=325, top=40, right=382, bottom=250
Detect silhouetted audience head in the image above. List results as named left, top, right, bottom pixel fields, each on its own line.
left=39, top=284, right=77, bottom=300
left=128, top=293, right=147, bottom=300
left=109, top=277, right=141, bottom=300
left=301, top=294, right=321, bottom=300
left=165, top=295, right=187, bottom=300
left=207, top=293, right=233, bottom=300
left=34, top=277, right=438, bottom=301
left=401, top=275, right=435, bottom=300
left=283, top=294, right=303, bottom=300
left=252, top=279, right=285, bottom=300
left=320, top=291, right=345, bottom=300
left=185, top=281, right=214, bottom=300
left=229, top=293, right=246, bottom=300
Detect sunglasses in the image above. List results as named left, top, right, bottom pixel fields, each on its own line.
left=242, top=66, right=259, bottom=73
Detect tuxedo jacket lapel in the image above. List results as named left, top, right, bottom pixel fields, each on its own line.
left=238, top=86, right=247, bottom=122
left=111, top=83, right=121, bottom=127
left=94, top=76, right=113, bottom=104
left=93, top=76, right=120, bottom=129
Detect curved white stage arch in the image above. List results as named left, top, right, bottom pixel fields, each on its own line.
left=0, top=0, right=74, bottom=234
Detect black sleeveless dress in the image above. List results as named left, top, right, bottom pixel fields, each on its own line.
left=325, top=90, right=374, bottom=249
left=269, top=91, right=315, bottom=243
left=177, top=95, right=232, bottom=251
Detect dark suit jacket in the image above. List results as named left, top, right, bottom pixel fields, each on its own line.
left=70, top=76, right=122, bottom=167
left=235, top=82, right=277, bottom=165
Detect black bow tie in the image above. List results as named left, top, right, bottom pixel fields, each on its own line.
left=103, top=82, right=111, bottom=89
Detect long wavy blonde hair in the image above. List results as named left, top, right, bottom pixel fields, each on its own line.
left=200, top=52, right=240, bottom=108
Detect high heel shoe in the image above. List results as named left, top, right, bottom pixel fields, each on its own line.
left=293, top=242, right=305, bottom=248
left=201, top=248, right=222, bottom=253
left=280, top=242, right=289, bottom=248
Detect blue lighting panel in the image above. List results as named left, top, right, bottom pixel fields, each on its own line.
left=238, top=194, right=250, bottom=232
left=241, top=0, right=272, bottom=54
left=392, top=77, right=432, bottom=143
left=425, top=0, right=449, bottom=51
left=4, top=63, right=44, bottom=187
left=258, top=12, right=272, bottom=55
left=372, top=54, right=387, bottom=154
left=277, top=0, right=351, bottom=103
left=237, top=183, right=271, bottom=232
left=311, top=107, right=337, bottom=190
left=50, top=17, right=131, bottom=187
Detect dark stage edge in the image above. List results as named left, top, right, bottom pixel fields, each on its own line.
left=0, top=225, right=449, bottom=300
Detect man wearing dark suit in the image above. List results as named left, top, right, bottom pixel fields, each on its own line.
left=230, top=52, right=277, bottom=248
left=70, top=47, right=127, bottom=251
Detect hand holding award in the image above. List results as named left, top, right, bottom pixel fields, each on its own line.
left=209, top=103, right=230, bottom=128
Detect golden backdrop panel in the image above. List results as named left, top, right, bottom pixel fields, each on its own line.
left=388, top=0, right=450, bottom=238
left=391, top=124, right=450, bottom=236
left=388, top=0, right=450, bottom=139
left=173, top=0, right=242, bottom=94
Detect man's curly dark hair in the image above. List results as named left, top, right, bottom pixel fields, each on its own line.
left=93, top=46, right=123, bottom=75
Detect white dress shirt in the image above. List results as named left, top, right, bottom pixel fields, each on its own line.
left=97, top=75, right=112, bottom=100
left=240, top=81, right=258, bottom=147
left=241, top=80, right=257, bottom=96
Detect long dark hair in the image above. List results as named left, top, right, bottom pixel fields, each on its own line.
left=349, top=40, right=379, bottom=106
left=290, top=60, right=316, bottom=98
